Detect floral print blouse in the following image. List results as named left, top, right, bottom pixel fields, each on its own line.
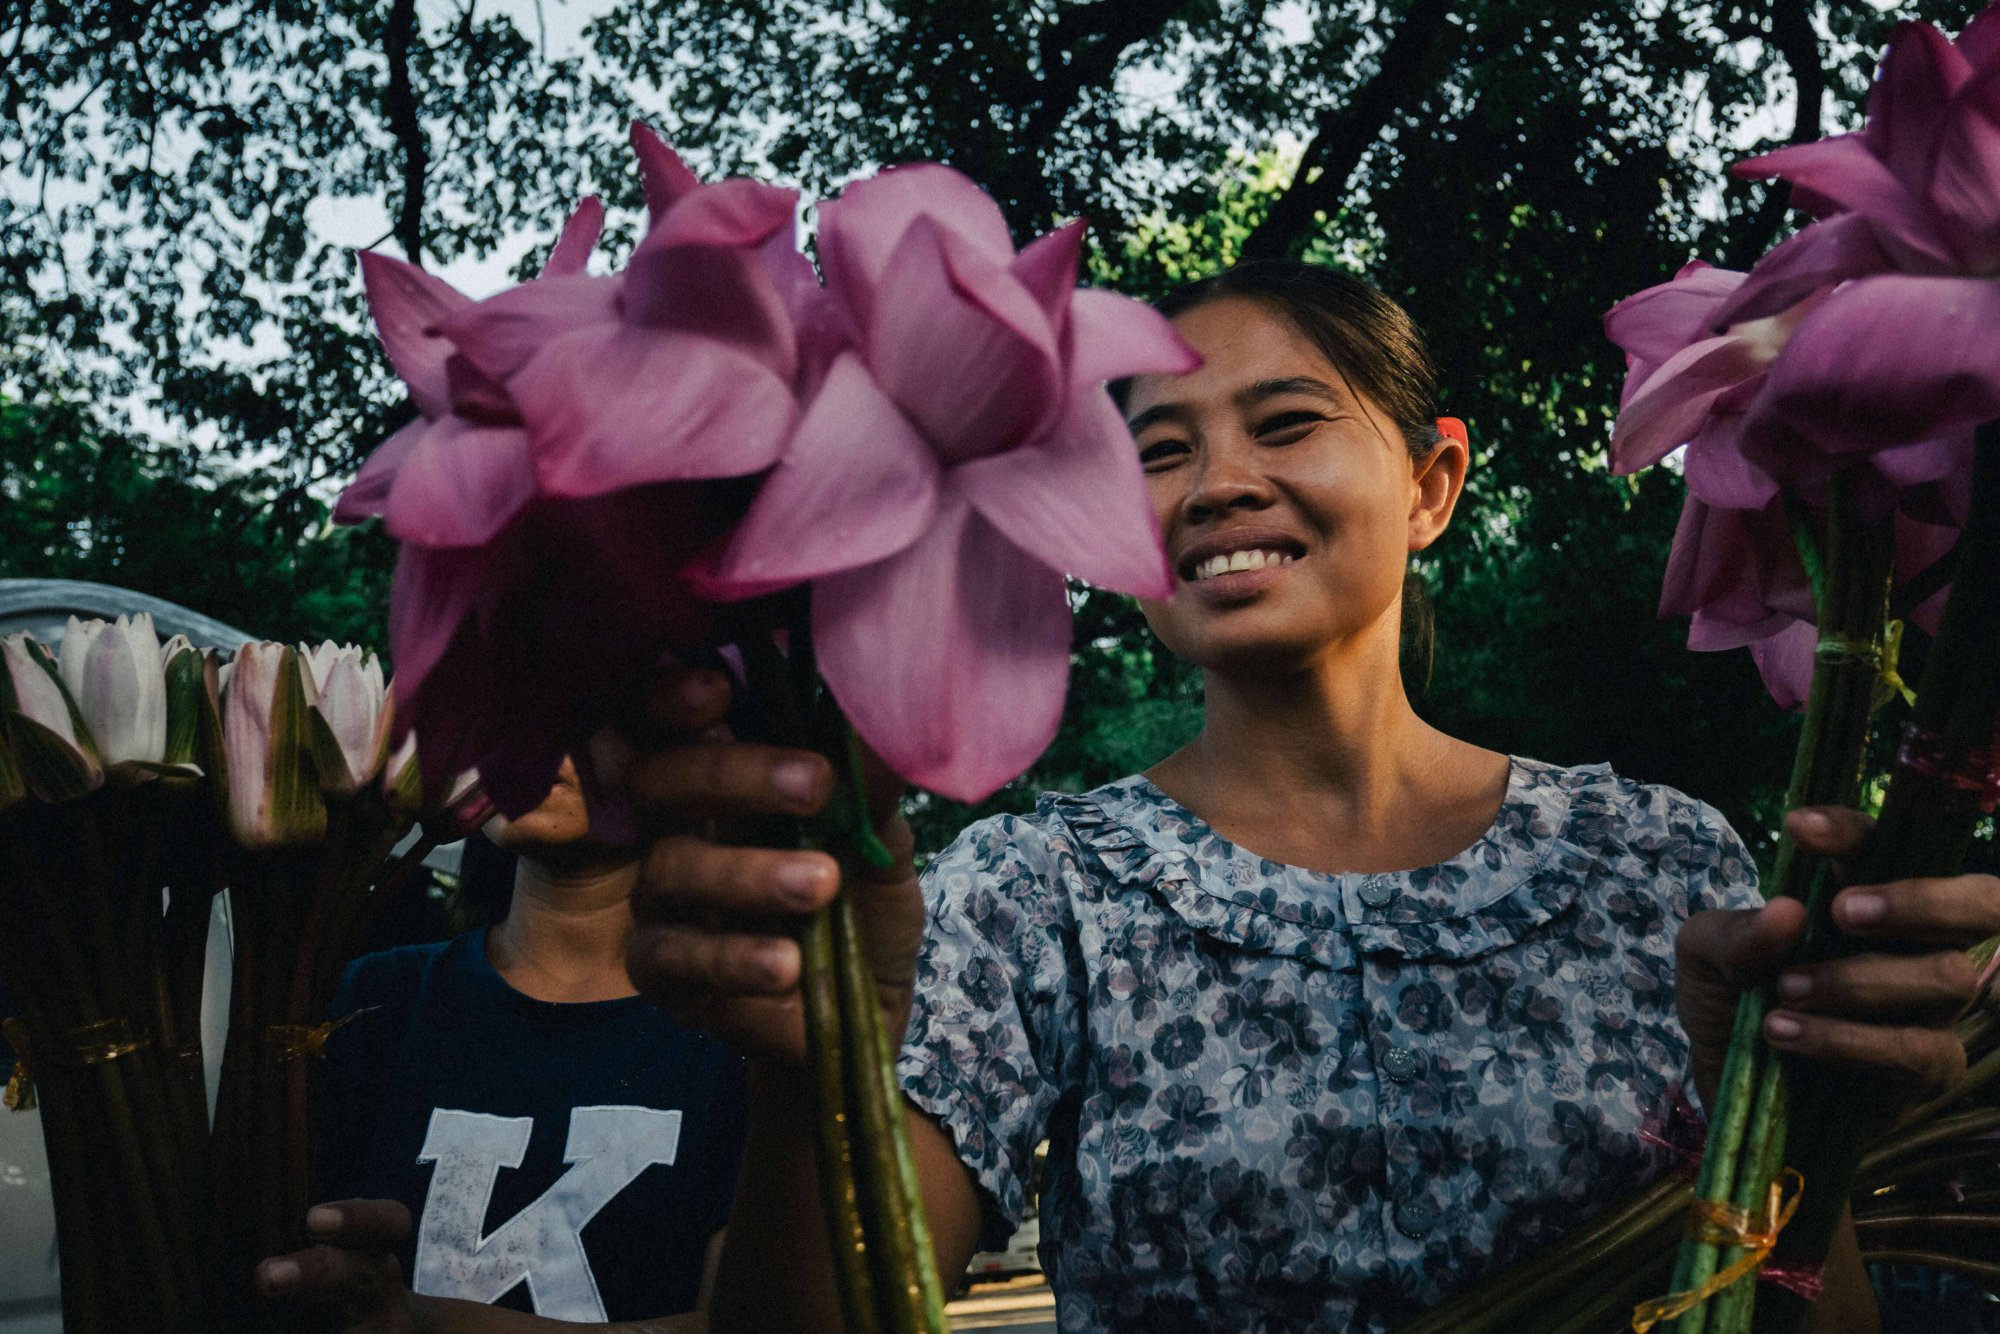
left=896, top=757, right=1761, bottom=1333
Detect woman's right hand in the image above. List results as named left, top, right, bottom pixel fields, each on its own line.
left=618, top=665, right=926, bottom=1065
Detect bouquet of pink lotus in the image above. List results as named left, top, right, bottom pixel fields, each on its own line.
left=337, top=124, right=1196, bottom=1331
left=1398, top=9, right=2000, bottom=1333
left=0, top=623, right=488, bottom=1333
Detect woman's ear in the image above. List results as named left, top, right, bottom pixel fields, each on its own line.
left=1408, top=430, right=1469, bottom=554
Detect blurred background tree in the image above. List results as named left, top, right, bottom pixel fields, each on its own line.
left=2, top=0, right=1984, bottom=859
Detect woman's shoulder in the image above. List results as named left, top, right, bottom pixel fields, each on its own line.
left=333, top=931, right=474, bottom=1015
left=1511, top=754, right=1758, bottom=897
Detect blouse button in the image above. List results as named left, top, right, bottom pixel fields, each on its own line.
left=1394, top=1199, right=1438, bottom=1239
left=1358, top=877, right=1396, bottom=909
left=1381, top=1046, right=1421, bottom=1082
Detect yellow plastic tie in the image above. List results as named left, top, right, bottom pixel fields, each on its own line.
left=1875, top=619, right=1917, bottom=710
left=265, top=1005, right=377, bottom=1063
left=68, top=1017, right=147, bottom=1066
left=2, top=1019, right=33, bottom=1112
left=1631, top=1169, right=1804, bottom=1333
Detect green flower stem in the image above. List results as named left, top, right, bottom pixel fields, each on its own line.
left=1757, top=427, right=2000, bottom=1334
left=17, top=803, right=190, bottom=1331
left=1709, top=1066, right=1787, bottom=1334
left=833, top=891, right=929, bottom=1334
left=1670, top=482, right=1895, bottom=1334
left=829, top=720, right=947, bottom=1332
left=802, top=894, right=881, bottom=1334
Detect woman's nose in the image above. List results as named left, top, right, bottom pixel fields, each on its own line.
left=1183, top=440, right=1273, bottom=521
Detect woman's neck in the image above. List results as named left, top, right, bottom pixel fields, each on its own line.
left=484, top=856, right=640, bottom=1003
left=1148, top=626, right=1507, bottom=875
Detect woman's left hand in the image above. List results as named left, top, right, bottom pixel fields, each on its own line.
left=1676, top=804, right=1999, bottom=1108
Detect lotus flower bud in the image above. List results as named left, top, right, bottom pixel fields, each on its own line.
left=298, top=641, right=391, bottom=795
left=430, top=768, right=493, bottom=841
left=221, top=642, right=326, bottom=848
left=0, top=634, right=103, bottom=801
left=59, top=614, right=167, bottom=769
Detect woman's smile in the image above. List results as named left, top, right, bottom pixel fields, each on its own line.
left=1175, top=527, right=1308, bottom=604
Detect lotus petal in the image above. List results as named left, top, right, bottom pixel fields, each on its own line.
left=359, top=251, right=469, bottom=419
left=60, top=614, right=165, bottom=767
left=631, top=122, right=703, bottom=225
left=434, top=273, right=621, bottom=384
left=867, top=215, right=1062, bottom=463
left=818, top=163, right=1018, bottom=327
left=1748, top=620, right=1818, bottom=712
left=690, top=353, right=941, bottom=599
left=955, top=384, right=1173, bottom=598
left=384, top=417, right=538, bottom=549
left=624, top=178, right=798, bottom=364
left=334, top=417, right=426, bottom=524
left=1603, top=263, right=1746, bottom=388
left=1707, top=216, right=1889, bottom=330
left=537, top=197, right=605, bottom=279
left=1067, top=288, right=1203, bottom=388
left=1928, top=65, right=2000, bottom=269
left=1868, top=20, right=1970, bottom=190
left=1755, top=273, right=2000, bottom=453
left=387, top=546, right=486, bottom=706
left=513, top=324, right=797, bottom=497
left=1732, top=138, right=1952, bottom=269
left=1012, top=222, right=1086, bottom=325
left=813, top=496, right=1072, bottom=803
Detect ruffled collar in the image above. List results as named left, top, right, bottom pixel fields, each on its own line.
left=1042, top=756, right=1606, bottom=965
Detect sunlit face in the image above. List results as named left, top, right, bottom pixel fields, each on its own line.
left=484, top=756, right=622, bottom=864
left=1124, top=297, right=1454, bottom=675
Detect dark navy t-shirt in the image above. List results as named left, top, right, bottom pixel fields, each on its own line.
left=315, top=931, right=748, bottom=1322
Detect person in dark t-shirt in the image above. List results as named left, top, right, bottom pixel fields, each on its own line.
left=258, top=755, right=747, bottom=1331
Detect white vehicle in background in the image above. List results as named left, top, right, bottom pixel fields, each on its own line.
left=965, top=1212, right=1042, bottom=1282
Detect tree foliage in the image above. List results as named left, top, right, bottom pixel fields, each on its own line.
left=2, top=0, right=1984, bottom=858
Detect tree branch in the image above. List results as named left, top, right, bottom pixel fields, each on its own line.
left=1025, top=0, right=1184, bottom=148
left=1729, top=0, right=1824, bottom=268
left=1242, top=0, right=1454, bottom=261
left=383, top=0, right=426, bottom=263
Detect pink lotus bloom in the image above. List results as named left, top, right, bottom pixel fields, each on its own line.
left=1709, top=6, right=2000, bottom=482
left=338, top=143, right=767, bottom=814
left=692, top=165, right=1199, bottom=801
left=436, top=124, right=800, bottom=499
left=1606, top=263, right=1966, bottom=707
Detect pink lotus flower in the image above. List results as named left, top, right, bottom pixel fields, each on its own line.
left=1708, top=7, right=2000, bottom=480
left=1606, top=262, right=1967, bottom=708
left=339, top=133, right=780, bottom=814
left=436, top=124, right=800, bottom=499
left=692, top=166, right=1198, bottom=800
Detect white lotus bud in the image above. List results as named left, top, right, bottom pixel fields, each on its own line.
left=59, top=614, right=166, bottom=767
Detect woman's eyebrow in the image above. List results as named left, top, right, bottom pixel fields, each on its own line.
left=1236, top=376, right=1346, bottom=408
left=1124, top=401, right=1185, bottom=435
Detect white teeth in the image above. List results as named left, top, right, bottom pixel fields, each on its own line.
left=1191, top=549, right=1295, bottom=581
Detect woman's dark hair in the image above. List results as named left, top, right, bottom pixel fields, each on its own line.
left=1136, top=260, right=1445, bottom=688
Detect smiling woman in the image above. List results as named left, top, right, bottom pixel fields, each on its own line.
left=611, top=257, right=1992, bottom=1334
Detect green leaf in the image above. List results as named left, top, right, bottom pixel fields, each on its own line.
left=0, top=728, right=25, bottom=814
left=4, top=711, right=104, bottom=802
left=266, top=646, right=327, bottom=844
left=162, top=646, right=205, bottom=767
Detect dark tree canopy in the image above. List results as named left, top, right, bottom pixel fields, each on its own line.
left=2, top=0, right=1983, bottom=858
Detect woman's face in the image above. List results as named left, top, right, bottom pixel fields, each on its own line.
left=1124, top=297, right=1462, bottom=676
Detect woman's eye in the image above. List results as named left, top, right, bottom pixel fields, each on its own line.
left=1255, top=411, right=1324, bottom=440
left=1138, top=439, right=1190, bottom=470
